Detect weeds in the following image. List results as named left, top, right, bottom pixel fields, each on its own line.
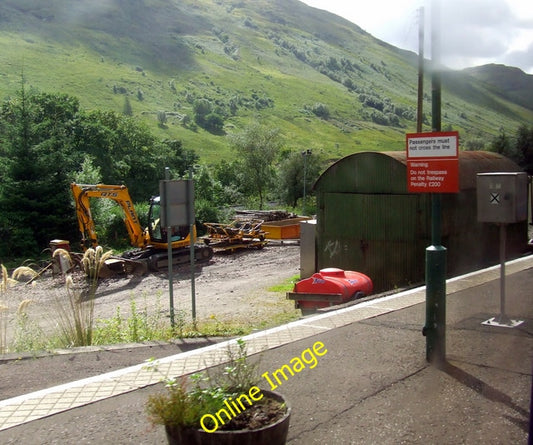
left=92, top=303, right=253, bottom=346
left=0, top=265, right=8, bottom=353
left=81, top=246, right=113, bottom=281
left=146, top=339, right=263, bottom=431
left=53, top=247, right=110, bottom=348
left=12, top=266, right=39, bottom=282
left=0, top=254, right=294, bottom=354
left=12, top=299, right=46, bottom=352
left=52, top=248, right=73, bottom=274
left=190, top=315, right=251, bottom=337
left=218, top=338, right=259, bottom=392
left=54, top=274, right=96, bottom=347
left=267, top=274, right=300, bottom=293
left=0, top=264, right=43, bottom=353
left=0, top=301, right=7, bottom=354
left=93, top=295, right=176, bottom=345
left=2, top=264, right=20, bottom=290
left=1, top=264, right=8, bottom=292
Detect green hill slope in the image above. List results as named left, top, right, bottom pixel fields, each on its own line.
left=1, top=0, right=531, bottom=162
left=463, top=64, right=533, bottom=113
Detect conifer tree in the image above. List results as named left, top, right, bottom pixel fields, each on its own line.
left=0, top=84, right=80, bottom=257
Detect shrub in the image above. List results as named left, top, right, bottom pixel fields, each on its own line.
left=204, top=112, right=224, bottom=133
left=311, top=102, right=330, bottom=119
left=157, top=111, right=168, bottom=127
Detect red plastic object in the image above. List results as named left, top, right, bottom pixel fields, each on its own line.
left=289, top=268, right=373, bottom=311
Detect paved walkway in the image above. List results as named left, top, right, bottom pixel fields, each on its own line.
left=0, top=255, right=531, bottom=443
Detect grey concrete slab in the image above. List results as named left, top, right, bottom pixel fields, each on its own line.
left=0, top=257, right=530, bottom=444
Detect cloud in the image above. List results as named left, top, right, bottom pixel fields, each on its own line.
left=59, top=0, right=117, bottom=25
left=425, top=0, right=532, bottom=71
left=504, top=42, right=533, bottom=73
left=301, top=0, right=533, bottom=73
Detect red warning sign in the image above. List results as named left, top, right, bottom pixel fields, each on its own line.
left=406, top=132, right=459, bottom=193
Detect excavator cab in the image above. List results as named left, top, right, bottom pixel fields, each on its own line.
left=148, top=196, right=164, bottom=242
left=147, top=196, right=191, bottom=244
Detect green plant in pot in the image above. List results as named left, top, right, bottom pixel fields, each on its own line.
left=146, top=339, right=291, bottom=445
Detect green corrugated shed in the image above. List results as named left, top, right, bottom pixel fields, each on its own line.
left=313, top=151, right=528, bottom=292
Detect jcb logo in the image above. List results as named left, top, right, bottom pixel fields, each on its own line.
left=125, top=201, right=138, bottom=222
left=100, top=192, right=118, bottom=197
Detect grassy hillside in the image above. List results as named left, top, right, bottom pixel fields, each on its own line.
left=463, top=64, right=533, bottom=113
left=1, top=0, right=531, bottom=163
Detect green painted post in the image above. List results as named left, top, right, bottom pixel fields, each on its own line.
left=165, top=167, right=175, bottom=329
left=189, top=169, right=196, bottom=325
left=423, top=0, right=446, bottom=365
left=425, top=243, right=446, bottom=363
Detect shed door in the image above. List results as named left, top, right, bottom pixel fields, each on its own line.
left=318, top=193, right=427, bottom=292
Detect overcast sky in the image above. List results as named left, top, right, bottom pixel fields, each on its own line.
left=301, top=0, right=533, bottom=74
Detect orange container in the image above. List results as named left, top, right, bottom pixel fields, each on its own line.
left=262, top=217, right=310, bottom=239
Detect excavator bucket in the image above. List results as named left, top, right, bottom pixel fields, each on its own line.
left=98, top=257, right=149, bottom=278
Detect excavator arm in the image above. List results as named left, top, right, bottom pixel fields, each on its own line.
left=70, top=183, right=213, bottom=273
left=70, top=183, right=148, bottom=249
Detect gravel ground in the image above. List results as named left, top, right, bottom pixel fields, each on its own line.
left=0, top=243, right=301, bottom=398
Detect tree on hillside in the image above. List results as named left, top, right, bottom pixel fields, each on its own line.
left=213, top=159, right=247, bottom=204
left=71, top=112, right=199, bottom=200
left=193, top=99, right=212, bottom=128
left=0, top=87, right=199, bottom=259
left=490, top=125, right=533, bottom=174
left=516, top=124, right=533, bottom=174
left=123, top=96, right=133, bottom=116
left=193, top=99, right=225, bottom=134
left=278, top=149, right=323, bottom=209
left=227, top=123, right=283, bottom=209
left=0, top=87, right=81, bottom=257
left=490, top=128, right=515, bottom=159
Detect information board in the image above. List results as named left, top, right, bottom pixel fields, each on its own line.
left=159, top=179, right=194, bottom=227
left=406, top=131, right=459, bottom=193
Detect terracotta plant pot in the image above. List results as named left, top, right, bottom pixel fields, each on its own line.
left=164, top=390, right=291, bottom=445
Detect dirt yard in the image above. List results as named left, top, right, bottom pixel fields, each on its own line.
left=1, top=243, right=301, bottom=349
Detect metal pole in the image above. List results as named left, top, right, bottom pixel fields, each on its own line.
left=498, top=223, right=507, bottom=321
left=529, top=368, right=533, bottom=444
left=424, top=0, right=446, bottom=365
left=417, top=7, right=424, bottom=133
left=302, top=149, right=311, bottom=215
left=303, top=151, right=307, bottom=215
left=165, top=167, right=175, bottom=328
left=189, top=169, right=196, bottom=325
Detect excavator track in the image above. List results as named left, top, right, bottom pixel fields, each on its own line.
left=122, top=245, right=213, bottom=272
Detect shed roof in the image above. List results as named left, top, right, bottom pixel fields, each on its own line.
left=314, top=151, right=523, bottom=194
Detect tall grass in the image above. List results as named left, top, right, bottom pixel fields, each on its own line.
left=0, top=301, right=7, bottom=354
left=1, top=264, right=43, bottom=353
left=53, top=247, right=112, bottom=347
left=1, top=252, right=255, bottom=353
left=0, top=266, right=8, bottom=352
left=54, top=275, right=95, bottom=347
left=1, top=264, right=8, bottom=293
left=1, top=265, right=18, bottom=352
left=12, top=266, right=39, bottom=282
left=12, top=299, right=44, bottom=353
left=1, top=250, right=298, bottom=353
left=79, top=246, right=113, bottom=280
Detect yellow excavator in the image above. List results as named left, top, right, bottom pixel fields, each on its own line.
left=70, top=183, right=213, bottom=273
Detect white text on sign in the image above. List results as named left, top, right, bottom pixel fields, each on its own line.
left=406, top=131, right=460, bottom=194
